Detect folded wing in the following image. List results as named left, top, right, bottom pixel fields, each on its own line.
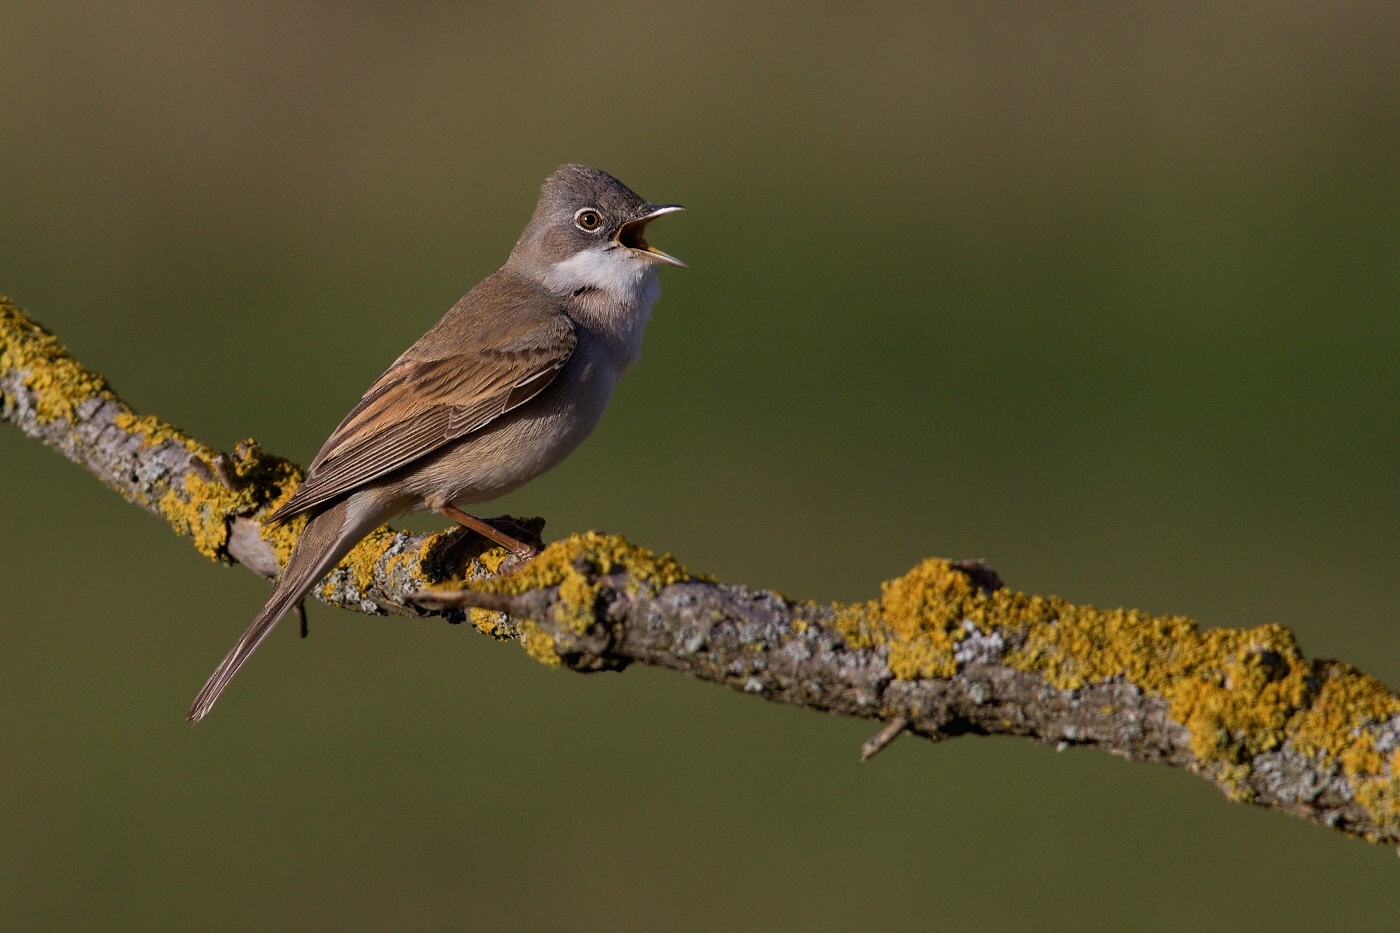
left=269, top=280, right=576, bottom=523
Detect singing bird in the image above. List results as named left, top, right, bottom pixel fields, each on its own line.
left=188, top=165, right=684, bottom=722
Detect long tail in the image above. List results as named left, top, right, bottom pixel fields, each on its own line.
left=187, top=495, right=387, bottom=723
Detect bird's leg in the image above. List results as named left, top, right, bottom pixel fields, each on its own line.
left=436, top=504, right=538, bottom=561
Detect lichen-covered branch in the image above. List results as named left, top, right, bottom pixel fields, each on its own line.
left=0, top=295, right=521, bottom=614
left=5, top=295, right=1400, bottom=849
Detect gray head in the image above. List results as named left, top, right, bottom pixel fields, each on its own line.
left=508, top=164, right=684, bottom=295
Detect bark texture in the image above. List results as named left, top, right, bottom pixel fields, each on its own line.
left=4, top=295, right=1399, bottom=849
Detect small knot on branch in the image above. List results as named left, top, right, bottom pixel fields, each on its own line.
left=950, top=559, right=1005, bottom=593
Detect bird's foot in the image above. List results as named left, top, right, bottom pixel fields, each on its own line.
left=436, top=505, right=538, bottom=565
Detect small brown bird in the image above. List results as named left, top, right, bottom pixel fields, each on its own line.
left=187, top=165, right=684, bottom=722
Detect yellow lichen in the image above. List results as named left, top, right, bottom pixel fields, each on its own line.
left=881, top=558, right=982, bottom=679
left=831, top=558, right=989, bottom=678
left=831, top=601, right=881, bottom=651
left=469, top=607, right=509, bottom=638
left=1289, top=662, right=1399, bottom=774
left=1011, top=606, right=1313, bottom=779
left=2, top=297, right=307, bottom=565
left=1355, top=751, right=1400, bottom=835
left=112, top=411, right=206, bottom=455
left=324, top=527, right=432, bottom=600
left=157, top=474, right=243, bottom=559
left=336, top=526, right=402, bottom=596
left=257, top=508, right=305, bottom=570
left=555, top=572, right=602, bottom=634
left=1287, top=662, right=1400, bottom=831
left=147, top=441, right=305, bottom=563
left=258, top=515, right=307, bottom=569
left=1, top=296, right=111, bottom=423
left=829, top=556, right=1400, bottom=829
left=429, top=531, right=689, bottom=640
left=1009, top=603, right=1400, bottom=809
left=518, top=620, right=562, bottom=667
left=478, top=547, right=511, bottom=575
left=317, top=519, right=531, bottom=605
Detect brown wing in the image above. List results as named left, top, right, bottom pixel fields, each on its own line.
left=268, top=275, right=576, bottom=523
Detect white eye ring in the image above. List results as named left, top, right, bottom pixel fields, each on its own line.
left=574, top=207, right=604, bottom=232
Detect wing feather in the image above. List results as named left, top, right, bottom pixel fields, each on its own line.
left=269, top=281, right=576, bottom=523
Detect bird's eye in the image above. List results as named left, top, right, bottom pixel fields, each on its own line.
left=574, top=208, right=603, bottom=232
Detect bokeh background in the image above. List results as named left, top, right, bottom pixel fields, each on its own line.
left=3, top=3, right=1399, bottom=929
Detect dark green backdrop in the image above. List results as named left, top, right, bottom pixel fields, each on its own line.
left=3, top=3, right=1399, bottom=930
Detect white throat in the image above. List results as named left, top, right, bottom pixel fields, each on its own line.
left=541, top=246, right=661, bottom=370
left=543, top=246, right=659, bottom=306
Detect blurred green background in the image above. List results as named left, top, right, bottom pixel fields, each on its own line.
left=3, top=2, right=1399, bottom=929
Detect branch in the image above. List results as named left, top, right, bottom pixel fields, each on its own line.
left=0, top=295, right=526, bottom=615
left=5, top=295, right=1399, bottom=849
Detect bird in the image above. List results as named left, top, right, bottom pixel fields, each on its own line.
left=187, top=164, right=684, bottom=722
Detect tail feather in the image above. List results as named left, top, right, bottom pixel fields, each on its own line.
left=186, top=579, right=313, bottom=723
left=187, top=497, right=373, bottom=723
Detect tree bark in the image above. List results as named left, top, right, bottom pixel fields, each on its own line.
left=5, top=295, right=1399, bottom=849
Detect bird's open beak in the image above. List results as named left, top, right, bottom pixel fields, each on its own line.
left=617, top=205, right=686, bottom=268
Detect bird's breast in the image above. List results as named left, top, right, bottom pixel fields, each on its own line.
left=408, top=333, right=627, bottom=506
